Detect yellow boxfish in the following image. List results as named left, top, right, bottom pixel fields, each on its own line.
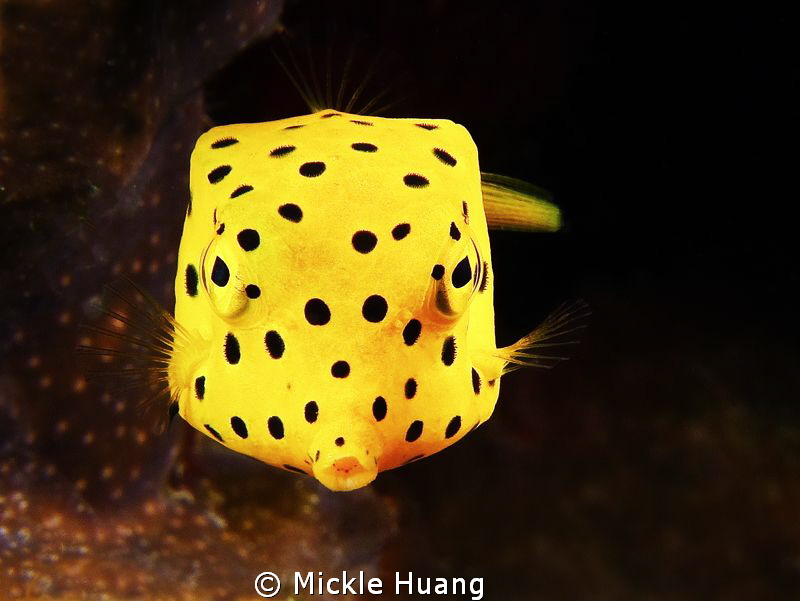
left=162, top=109, right=572, bottom=491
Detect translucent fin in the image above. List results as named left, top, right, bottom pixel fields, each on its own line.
left=481, top=172, right=561, bottom=232
left=495, top=300, right=591, bottom=373
left=76, top=278, right=189, bottom=434
left=271, top=30, right=405, bottom=115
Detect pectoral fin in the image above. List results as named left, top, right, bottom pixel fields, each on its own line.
left=481, top=172, right=561, bottom=232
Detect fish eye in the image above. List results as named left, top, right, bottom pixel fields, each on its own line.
left=423, top=225, right=484, bottom=324
left=199, top=235, right=263, bottom=322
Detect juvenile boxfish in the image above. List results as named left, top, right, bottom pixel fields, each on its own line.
left=122, top=108, right=578, bottom=491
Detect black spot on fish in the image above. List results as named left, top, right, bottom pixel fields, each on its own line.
left=185, top=264, right=198, bottom=296
left=405, top=420, right=424, bottom=442
left=442, top=336, right=457, bottom=366
left=305, top=298, right=331, bottom=325
left=352, top=230, right=377, bottom=253
left=224, top=333, right=240, bottom=365
left=284, top=124, right=304, bottom=130
left=245, top=284, right=261, bottom=299
left=211, top=257, right=230, bottom=287
left=205, top=424, right=224, bottom=442
left=403, top=173, right=429, bottom=188
left=322, top=112, right=342, bottom=118
left=305, top=401, right=318, bottom=424
left=362, top=295, right=388, bottom=322
left=392, top=223, right=410, bottom=240
left=462, top=201, right=469, bottom=223
left=373, top=396, right=387, bottom=421
left=472, top=368, right=481, bottom=394
left=230, top=184, right=253, bottom=198
left=335, top=437, right=345, bottom=446
left=264, top=330, right=285, bottom=359
left=403, top=319, right=422, bottom=346
left=278, top=203, right=303, bottom=222
left=350, top=119, right=373, bottom=126
left=352, top=142, right=378, bottom=152
left=211, top=138, right=238, bottom=149
left=445, top=416, right=462, bottom=439
left=237, top=229, right=260, bottom=251
left=268, top=416, right=284, bottom=439
left=431, top=264, right=445, bottom=280
left=433, top=148, right=457, bottom=166
left=331, top=361, right=350, bottom=378
left=231, top=416, right=248, bottom=439
left=452, top=257, right=471, bottom=288
left=415, top=123, right=438, bottom=130
left=479, top=261, right=490, bottom=292
left=208, top=165, right=231, bottom=183
left=449, top=222, right=461, bottom=241
left=299, top=161, right=325, bottom=177
left=270, top=145, right=295, bottom=157
left=405, top=378, right=417, bottom=399
left=195, top=376, right=205, bottom=400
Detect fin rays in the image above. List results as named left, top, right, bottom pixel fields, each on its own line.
left=495, top=300, right=591, bottom=373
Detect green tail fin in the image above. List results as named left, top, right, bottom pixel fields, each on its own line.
left=481, top=172, right=561, bottom=232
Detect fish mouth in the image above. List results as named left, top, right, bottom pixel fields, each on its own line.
left=313, top=455, right=378, bottom=492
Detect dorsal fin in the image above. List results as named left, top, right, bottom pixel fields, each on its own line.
left=481, top=172, right=561, bottom=232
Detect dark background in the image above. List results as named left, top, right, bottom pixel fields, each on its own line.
left=1, top=0, right=797, bottom=599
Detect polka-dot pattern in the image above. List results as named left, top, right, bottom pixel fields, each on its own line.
left=299, top=161, right=326, bottom=177
left=451, top=257, right=471, bottom=288
left=237, top=229, right=260, bottom=251
left=230, top=185, right=253, bottom=198
left=352, top=142, right=378, bottom=152
left=268, top=416, right=284, bottom=439
left=352, top=231, right=377, bottom=253
left=185, top=264, right=198, bottom=296
left=208, top=165, right=231, bottom=184
left=373, top=396, right=387, bottom=421
left=245, top=284, right=261, bottom=299
left=270, top=145, right=295, bottom=157
left=304, top=401, right=318, bottom=424
left=305, top=298, right=331, bottom=325
left=392, top=223, right=410, bottom=240
left=216, top=223, right=225, bottom=235
left=441, top=336, right=457, bottom=366
left=431, top=264, right=445, bottom=280
left=449, top=222, right=461, bottom=241
left=362, top=295, right=388, bottom=322
left=278, top=203, right=303, bottom=222
left=194, top=376, right=205, bottom=400
left=335, top=437, right=345, bottom=447
left=405, top=420, right=424, bottom=442
left=402, top=319, right=421, bottom=346
left=433, top=147, right=457, bottom=166
left=472, top=368, right=481, bottom=394
left=231, top=416, right=248, bottom=439
left=445, top=416, right=461, bottom=439
left=224, top=333, right=240, bottom=365
left=211, top=257, right=229, bottom=287
left=211, top=138, right=238, bottom=149
left=403, top=173, right=429, bottom=188
left=331, top=361, right=350, bottom=378
left=264, top=330, right=285, bottom=359
left=205, top=424, right=224, bottom=442
left=405, top=378, right=417, bottom=399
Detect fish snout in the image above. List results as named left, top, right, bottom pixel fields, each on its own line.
left=310, top=426, right=383, bottom=492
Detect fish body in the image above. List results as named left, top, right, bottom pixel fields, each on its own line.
left=170, top=109, right=559, bottom=491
